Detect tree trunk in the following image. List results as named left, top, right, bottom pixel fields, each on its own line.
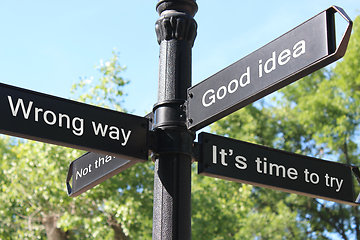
left=355, top=207, right=360, bottom=240
left=108, top=214, right=129, bottom=240
left=42, top=215, right=68, bottom=240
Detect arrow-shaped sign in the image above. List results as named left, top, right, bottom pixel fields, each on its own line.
left=0, top=82, right=149, bottom=161
left=67, top=112, right=155, bottom=197
left=187, top=6, right=352, bottom=131
left=198, top=132, right=360, bottom=206
left=66, top=152, right=137, bottom=197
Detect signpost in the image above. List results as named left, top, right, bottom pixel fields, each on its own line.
left=66, top=152, right=137, bottom=197
left=0, top=1, right=358, bottom=239
left=186, top=6, right=352, bottom=131
left=0, top=82, right=149, bottom=161
left=198, top=132, right=360, bottom=206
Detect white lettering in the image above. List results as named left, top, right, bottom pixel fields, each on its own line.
left=121, top=129, right=131, bottom=146
left=7, top=96, right=33, bottom=119
left=76, top=170, right=82, bottom=180
left=335, top=178, right=343, bottom=192
left=325, top=173, right=344, bottom=192
left=255, top=157, right=262, bottom=173
left=287, top=168, right=298, bottom=180
left=91, top=122, right=131, bottom=146
left=72, top=117, right=84, bottom=136
left=228, top=79, right=238, bottom=94
left=269, top=162, right=286, bottom=178
left=239, top=67, right=250, bottom=87
left=258, top=60, right=263, bottom=78
left=235, top=156, right=247, bottom=170
left=202, top=89, right=215, bottom=107
left=258, top=40, right=306, bottom=77
left=200, top=40, right=307, bottom=109
left=304, top=169, right=319, bottom=184
left=213, top=145, right=217, bottom=164
left=109, top=126, right=120, bottom=140
left=105, top=155, right=113, bottom=163
left=216, top=86, right=227, bottom=100
left=92, top=122, right=108, bottom=137
left=75, top=164, right=92, bottom=180
left=43, top=110, right=56, bottom=125
left=8, top=96, right=85, bottom=137
left=255, top=157, right=298, bottom=180
left=293, top=40, right=306, bottom=58
left=219, top=148, right=228, bottom=166
left=59, top=113, right=70, bottom=128
left=278, top=49, right=291, bottom=65
left=201, top=67, right=251, bottom=107
left=35, top=108, right=43, bottom=122
left=264, top=51, right=276, bottom=74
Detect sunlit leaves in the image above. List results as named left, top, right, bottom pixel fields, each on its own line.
left=71, top=50, right=129, bottom=112
left=209, top=15, right=360, bottom=240
left=0, top=51, right=153, bottom=239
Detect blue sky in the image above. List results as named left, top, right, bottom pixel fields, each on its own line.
left=0, top=1, right=359, bottom=119
left=0, top=2, right=359, bottom=238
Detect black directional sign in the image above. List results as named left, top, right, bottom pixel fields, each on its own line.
left=198, top=132, right=360, bottom=206
left=66, top=152, right=137, bottom=197
left=0, top=82, right=149, bottom=161
left=187, top=6, right=352, bottom=131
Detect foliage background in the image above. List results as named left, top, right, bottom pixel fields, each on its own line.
left=0, top=8, right=360, bottom=240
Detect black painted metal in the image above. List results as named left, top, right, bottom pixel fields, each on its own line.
left=66, top=152, right=136, bottom=197
left=187, top=6, right=353, bottom=131
left=152, top=0, right=197, bottom=239
left=0, top=2, right=356, bottom=238
left=0, top=82, right=149, bottom=161
left=198, top=132, right=360, bottom=206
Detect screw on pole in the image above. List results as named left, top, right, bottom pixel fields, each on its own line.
left=152, top=0, right=197, bottom=239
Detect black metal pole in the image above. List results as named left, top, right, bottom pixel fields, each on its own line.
left=152, top=0, right=197, bottom=239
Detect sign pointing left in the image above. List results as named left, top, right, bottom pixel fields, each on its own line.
left=0, top=82, right=149, bottom=161
left=66, top=152, right=137, bottom=197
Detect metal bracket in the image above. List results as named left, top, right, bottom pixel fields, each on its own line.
left=351, top=166, right=360, bottom=204
left=192, top=141, right=200, bottom=162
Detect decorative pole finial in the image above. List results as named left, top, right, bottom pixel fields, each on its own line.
left=155, top=0, right=198, bottom=45
left=156, top=0, right=197, bottom=16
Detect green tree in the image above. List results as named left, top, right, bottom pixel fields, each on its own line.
left=0, top=49, right=313, bottom=240
left=2, top=15, right=359, bottom=240
left=210, top=15, right=360, bottom=239
left=0, top=51, right=154, bottom=240
left=191, top=170, right=309, bottom=239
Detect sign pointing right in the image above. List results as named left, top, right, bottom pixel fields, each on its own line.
left=198, top=132, right=360, bottom=206
left=187, top=6, right=352, bottom=131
